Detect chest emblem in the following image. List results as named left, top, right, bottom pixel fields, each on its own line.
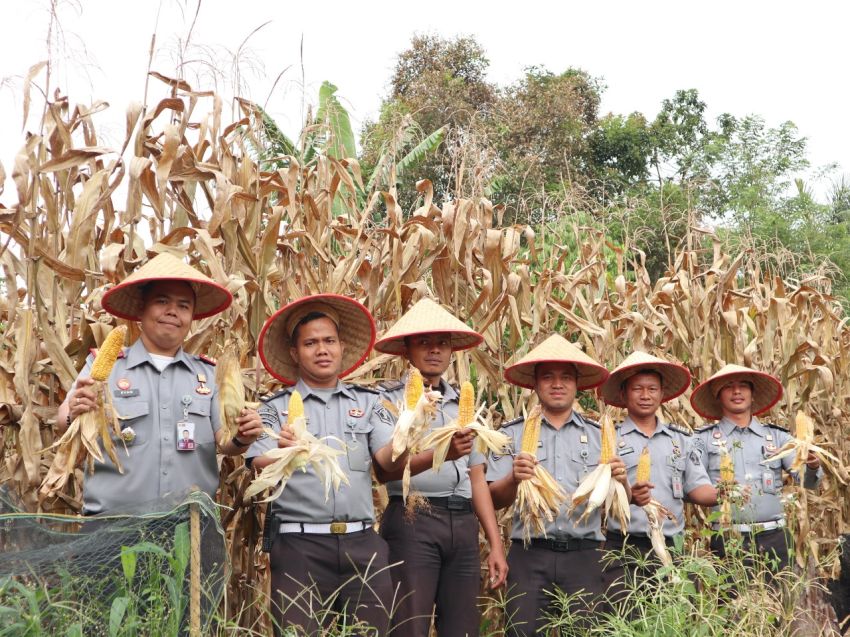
left=116, top=378, right=131, bottom=391
left=195, top=372, right=211, bottom=395
left=348, top=408, right=364, bottom=418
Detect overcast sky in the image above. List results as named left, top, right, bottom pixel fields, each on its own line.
left=2, top=0, right=848, bottom=200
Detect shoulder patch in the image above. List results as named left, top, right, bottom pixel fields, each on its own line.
left=196, top=354, right=217, bottom=366
left=262, top=387, right=292, bottom=403
left=764, top=421, right=789, bottom=432
left=583, top=417, right=600, bottom=429
left=668, top=423, right=693, bottom=436
left=378, top=380, right=404, bottom=392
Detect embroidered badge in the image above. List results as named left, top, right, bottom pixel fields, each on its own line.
left=713, top=430, right=722, bottom=439
left=348, top=408, right=364, bottom=418
left=117, top=378, right=131, bottom=391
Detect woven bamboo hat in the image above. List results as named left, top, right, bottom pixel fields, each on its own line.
left=101, top=253, right=232, bottom=321
left=504, top=334, right=609, bottom=390
left=598, top=351, right=691, bottom=407
left=258, top=293, right=376, bottom=385
left=374, top=298, right=483, bottom=355
left=690, top=364, right=783, bottom=420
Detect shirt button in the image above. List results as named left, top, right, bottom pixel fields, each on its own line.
left=161, top=405, right=168, bottom=410
left=327, top=404, right=331, bottom=410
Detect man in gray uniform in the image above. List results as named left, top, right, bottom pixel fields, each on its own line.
left=372, top=298, right=508, bottom=637
left=597, top=352, right=717, bottom=597
left=488, top=334, right=630, bottom=637
left=690, top=364, right=821, bottom=569
left=57, top=253, right=264, bottom=514
left=248, top=293, right=405, bottom=636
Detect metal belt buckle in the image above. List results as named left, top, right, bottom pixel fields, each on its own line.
left=329, top=522, right=347, bottom=534
left=447, top=495, right=467, bottom=511
left=550, top=539, right=570, bottom=552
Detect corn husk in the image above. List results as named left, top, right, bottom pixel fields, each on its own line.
left=760, top=411, right=847, bottom=484
left=515, top=405, right=568, bottom=544
left=217, top=350, right=247, bottom=441
left=244, top=397, right=349, bottom=502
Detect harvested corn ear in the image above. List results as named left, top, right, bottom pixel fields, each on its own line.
left=760, top=411, right=847, bottom=484
left=635, top=448, right=676, bottom=567
left=217, top=350, right=246, bottom=441
left=245, top=390, right=349, bottom=502
left=41, top=325, right=128, bottom=499
left=421, top=381, right=510, bottom=471
left=515, top=405, right=568, bottom=544
left=569, top=413, right=630, bottom=530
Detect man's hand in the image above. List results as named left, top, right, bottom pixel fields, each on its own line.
left=486, top=546, right=508, bottom=589
left=234, top=408, right=264, bottom=445
left=806, top=450, right=821, bottom=470
left=630, top=481, right=654, bottom=507
left=609, top=457, right=629, bottom=487
left=512, top=452, right=536, bottom=483
left=68, top=378, right=97, bottom=421
left=446, top=428, right=475, bottom=461
left=276, top=424, right=299, bottom=448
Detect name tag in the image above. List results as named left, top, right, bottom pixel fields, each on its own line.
left=114, top=389, right=140, bottom=398
left=618, top=446, right=634, bottom=456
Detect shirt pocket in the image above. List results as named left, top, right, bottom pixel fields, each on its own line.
left=187, top=397, right=215, bottom=444
left=114, top=400, right=150, bottom=445
left=570, top=446, right=597, bottom=477
left=345, top=420, right=373, bottom=472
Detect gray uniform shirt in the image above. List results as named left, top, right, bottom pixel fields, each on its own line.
left=382, top=378, right=485, bottom=499
left=487, top=411, right=605, bottom=542
left=73, top=338, right=222, bottom=514
left=247, top=379, right=394, bottom=524
left=695, top=416, right=822, bottom=524
left=608, top=416, right=712, bottom=536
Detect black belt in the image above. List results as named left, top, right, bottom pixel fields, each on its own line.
left=606, top=529, right=674, bottom=547
left=529, top=537, right=601, bottom=552
left=389, top=495, right=473, bottom=513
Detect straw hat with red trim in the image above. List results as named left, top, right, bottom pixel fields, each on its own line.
left=690, top=364, right=783, bottom=420
left=374, top=298, right=483, bottom=355
left=101, top=252, right=232, bottom=321
left=504, top=334, right=609, bottom=390
left=598, top=351, right=692, bottom=408
left=258, top=293, right=376, bottom=385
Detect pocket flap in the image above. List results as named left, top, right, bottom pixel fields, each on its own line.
left=116, top=401, right=150, bottom=421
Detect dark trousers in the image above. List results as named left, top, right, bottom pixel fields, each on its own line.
left=602, top=530, right=676, bottom=607
left=709, top=527, right=791, bottom=572
left=504, top=539, right=606, bottom=637
left=269, top=528, right=393, bottom=637
left=380, top=499, right=481, bottom=637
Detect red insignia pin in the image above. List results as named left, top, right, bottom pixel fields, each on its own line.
left=713, top=430, right=722, bottom=439
left=348, top=408, right=364, bottom=418
left=117, top=378, right=131, bottom=391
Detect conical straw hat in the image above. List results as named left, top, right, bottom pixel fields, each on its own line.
left=101, top=252, right=232, bottom=321
left=598, top=351, right=691, bottom=407
left=374, top=298, right=483, bottom=355
left=690, top=364, right=783, bottom=420
left=504, top=334, right=609, bottom=390
left=259, top=293, right=376, bottom=385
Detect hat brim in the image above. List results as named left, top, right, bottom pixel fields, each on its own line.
left=690, top=371, right=783, bottom=420
left=259, top=294, right=376, bottom=385
left=102, top=276, right=233, bottom=321
left=374, top=330, right=483, bottom=355
left=504, top=359, right=609, bottom=391
left=598, top=361, right=691, bottom=407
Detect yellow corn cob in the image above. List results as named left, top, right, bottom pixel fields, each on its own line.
left=457, top=382, right=475, bottom=427
left=287, top=391, right=304, bottom=424
left=405, top=368, right=424, bottom=409
left=636, top=447, right=651, bottom=483
left=720, top=451, right=735, bottom=482
left=90, top=326, right=127, bottom=381
left=521, top=406, right=542, bottom=455
left=600, top=416, right=615, bottom=464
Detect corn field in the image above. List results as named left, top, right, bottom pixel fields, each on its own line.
left=0, top=70, right=848, bottom=630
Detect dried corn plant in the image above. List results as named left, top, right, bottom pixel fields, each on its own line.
left=1, top=66, right=849, bottom=629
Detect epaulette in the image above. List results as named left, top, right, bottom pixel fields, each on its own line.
left=350, top=384, right=379, bottom=395
left=89, top=347, right=126, bottom=359
left=695, top=422, right=718, bottom=433
left=501, top=417, right=524, bottom=428
left=667, top=422, right=693, bottom=436
left=196, top=354, right=217, bottom=366
left=764, top=421, right=789, bottom=432
left=262, top=387, right=292, bottom=403
left=583, top=417, right=600, bottom=429
left=378, top=380, right=404, bottom=392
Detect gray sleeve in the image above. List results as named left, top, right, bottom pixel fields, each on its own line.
left=245, top=402, right=281, bottom=459
left=486, top=428, right=516, bottom=482
left=468, top=448, right=486, bottom=468
left=367, top=398, right=395, bottom=455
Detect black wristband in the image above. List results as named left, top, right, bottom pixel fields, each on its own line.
left=232, top=436, right=250, bottom=448
left=66, top=413, right=72, bottom=429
